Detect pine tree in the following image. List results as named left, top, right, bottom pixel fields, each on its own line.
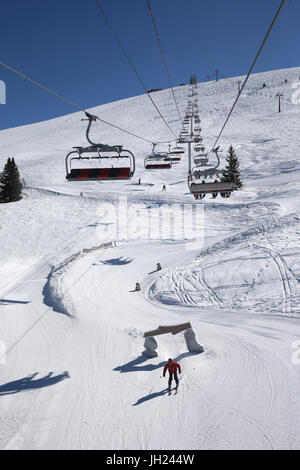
left=221, top=146, right=243, bottom=189
left=0, top=157, right=23, bottom=203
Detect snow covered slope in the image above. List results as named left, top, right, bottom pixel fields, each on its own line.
left=1, top=67, right=300, bottom=450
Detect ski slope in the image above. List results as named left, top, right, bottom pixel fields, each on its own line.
left=1, top=67, right=300, bottom=450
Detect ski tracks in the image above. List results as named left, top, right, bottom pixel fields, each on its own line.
left=169, top=265, right=222, bottom=308
left=253, top=243, right=300, bottom=315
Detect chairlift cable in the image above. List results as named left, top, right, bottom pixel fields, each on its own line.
left=0, top=59, right=153, bottom=144
left=94, top=0, right=177, bottom=140
left=211, top=0, right=286, bottom=151
left=146, top=0, right=183, bottom=125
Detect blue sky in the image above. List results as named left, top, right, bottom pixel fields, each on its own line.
left=0, top=0, right=298, bottom=129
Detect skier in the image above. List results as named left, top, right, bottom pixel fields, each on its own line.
left=163, top=358, right=181, bottom=391
left=162, top=184, right=166, bottom=192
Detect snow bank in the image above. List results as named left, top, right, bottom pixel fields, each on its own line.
left=42, top=266, right=71, bottom=316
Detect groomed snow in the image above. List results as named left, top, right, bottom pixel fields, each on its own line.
left=1, top=67, right=300, bottom=450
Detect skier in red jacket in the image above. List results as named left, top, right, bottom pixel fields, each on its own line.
left=163, top=358, right=181, bottom=390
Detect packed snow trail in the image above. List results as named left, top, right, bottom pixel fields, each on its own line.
left=2, top=239, right=300, bottom=450
left=46, top=243, right=300, bottom=450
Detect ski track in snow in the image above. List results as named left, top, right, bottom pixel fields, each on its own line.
left=1, top=68, right=300, bottom=449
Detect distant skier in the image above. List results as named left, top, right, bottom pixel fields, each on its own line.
left=163, top=358, right=181, bottom=390
left=162, top=184, right=166, bottom=192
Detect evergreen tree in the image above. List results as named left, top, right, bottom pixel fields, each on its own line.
left=0, top=157, right=23, bottom=203
left=221, top=146, right=243, bottom=189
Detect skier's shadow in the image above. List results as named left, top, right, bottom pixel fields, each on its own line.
left=132, top=388, right=170, bottom=406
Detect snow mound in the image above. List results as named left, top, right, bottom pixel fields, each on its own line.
left=42, top=266, right=71, bottom=316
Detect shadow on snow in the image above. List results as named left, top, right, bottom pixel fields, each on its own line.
left=115, top=352, right=201, bottom=406
left=0, top=371, right=70, bottom=396
left=114, top=356, right=165, bottom=373
left=98, top=257, right=133, bottom=266
left=0, top=299, right=30, bottom=305
left=132, top=388, right=170, bottom=406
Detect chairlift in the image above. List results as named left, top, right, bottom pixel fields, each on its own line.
left=193, top=154, right=209, bottom=166
left=170, top=146, right=185, bottom=155
left=164, top=146, right=182, bottom=162
left=165, top=144, right=184, bottom=160
left=165, top=155, right=181, bottom=162
left=144, top=158, right=172, bottom=169
left=66, top=114, right=135, bottom=181
left=178, top=136, right=188, bottom=144
left=189, top=147, right=236, bottom=200
left=173, top=144, right=185, bottom=152
left=144, top=143, right=172, bottom=170
left=194, top=145, right=205, bottom=152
